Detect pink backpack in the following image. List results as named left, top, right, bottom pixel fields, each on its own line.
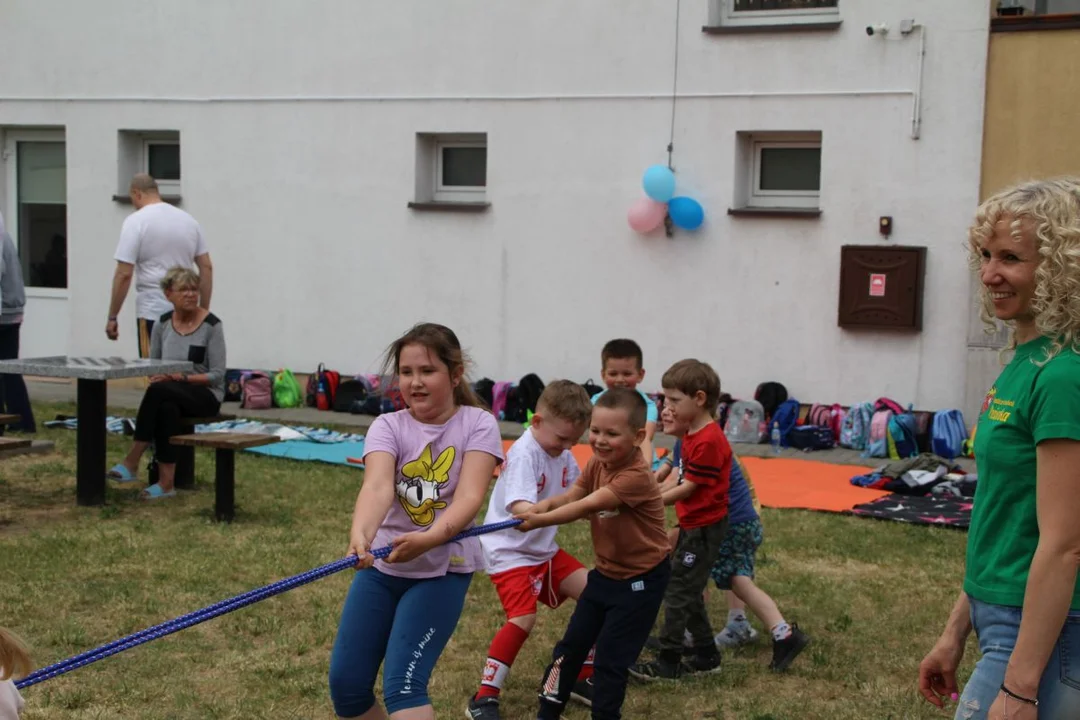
left=241, top=371, right=273, bottom=409
left=865, top=408, right=894, bottom=458
left=491, top=381, right=512, bottom=419
left=828, top=403, right=846, bottom=441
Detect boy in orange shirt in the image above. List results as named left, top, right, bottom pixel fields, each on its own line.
left=516, top=388, right=670, bottom=720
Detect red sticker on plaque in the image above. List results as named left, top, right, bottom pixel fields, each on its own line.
left=869, top=274, right=886, bottom=297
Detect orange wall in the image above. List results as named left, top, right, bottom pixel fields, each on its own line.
left=981, top=28, right=1080, bottom=198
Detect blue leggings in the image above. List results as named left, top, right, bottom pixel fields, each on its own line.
left=328, top=568, right=472, bottom=717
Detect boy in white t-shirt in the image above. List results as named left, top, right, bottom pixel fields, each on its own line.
left=467, top=380, right=594, bottom=720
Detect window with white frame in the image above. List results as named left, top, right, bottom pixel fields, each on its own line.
left=414, top=133, right=488, bottom=205
left=117, top=130, right=181, bottom=199
left=709, top=0, right=839, bottom=28
left=144, top=139, right=180, bottom=195
left=2, top=130, right=69, bottom=290
left=735, top=132, right=822, bottom=210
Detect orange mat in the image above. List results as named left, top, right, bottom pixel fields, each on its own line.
left=497, top=441, right=887, bottom=513
left=496, top=440, right=666, bottom=477
left=739, top=457, right=888, bottom=512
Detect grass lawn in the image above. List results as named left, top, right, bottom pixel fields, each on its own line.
left=0, top=402, right=974, bottom=719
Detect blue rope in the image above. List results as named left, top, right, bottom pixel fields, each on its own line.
left=16, top=518, right=521, bottom=690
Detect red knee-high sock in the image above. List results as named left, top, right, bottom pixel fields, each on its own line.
left=577, top=646, right=595, bottom=681
left=476, top=622, right=531, bottom=700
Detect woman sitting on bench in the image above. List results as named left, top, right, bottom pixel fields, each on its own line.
left=108, top=266, right=226, bottom=499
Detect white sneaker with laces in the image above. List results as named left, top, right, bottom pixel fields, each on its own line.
left=714, top=624, right=759, bottom=648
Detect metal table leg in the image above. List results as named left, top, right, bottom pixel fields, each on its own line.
left=76, top=378, right=107, bottom=506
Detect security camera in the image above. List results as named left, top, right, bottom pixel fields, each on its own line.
left=866, top=23, right=889, bottom=36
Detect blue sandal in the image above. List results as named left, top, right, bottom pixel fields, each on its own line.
left=141, top=484, right=176, bottom=500
left=107, top=464, right=138, bottom=483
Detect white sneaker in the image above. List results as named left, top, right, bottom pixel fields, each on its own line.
left=714, top=624, right=759, bottom=648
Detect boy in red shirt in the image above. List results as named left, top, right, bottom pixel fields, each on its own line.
left=631, top=359, right=730, bottom=680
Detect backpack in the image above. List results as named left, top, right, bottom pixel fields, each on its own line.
left=754, top=381, right=789, bottom=422
left=828, top=404, right=846, bottom=442
left=241, top=371, right=273, bottom=410
left=789, top=425, right=835, bottom=451
left=962, top=423, right=978, bottom=458
left=582, top=379, right=605, bottom=398
left=333, top=378, right=370, bottom=413
left=716, top=394, right=734, bottom=431
left=806, top=403, right=832, bottom=428
left=474, top=377, right=495, bottom=409
left=769, top=399, right=801, bottom=446
left=912, top=411, right=934, bottom=453
left=839, top=402, right=874, bottom=450
left=306, top=364, right=340, bottom=411
left=491, top=381, right=513, bottom=420
left=874, top=396, right=905, bottom=415
left=864, top=408, right=895, bottom=458
left=724, top=400, right=767, bottom=444
left=887, top=412, right=919, bottom=459
left=272, top=368, right=304, bottom=409
left=224, top=369, right=245, bottom=402
left=512, top=373, right=545, bottom=422
left=931, top=409, right=968, bottom=460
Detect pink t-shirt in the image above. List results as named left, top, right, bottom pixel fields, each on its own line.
left=364, top=405, right=504, bottom=579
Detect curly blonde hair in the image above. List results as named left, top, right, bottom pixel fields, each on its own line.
left=968, top=177, right=1080, bottom=363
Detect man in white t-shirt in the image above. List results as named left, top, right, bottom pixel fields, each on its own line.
left=467, top=380, right=596, bottom=720
left=106, top=174, right=213, bottom=357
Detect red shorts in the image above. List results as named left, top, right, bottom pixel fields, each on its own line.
left=490, top=549, right=586, bottom=620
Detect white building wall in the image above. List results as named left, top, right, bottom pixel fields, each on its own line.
left=0, top=0, right=989, bottom=410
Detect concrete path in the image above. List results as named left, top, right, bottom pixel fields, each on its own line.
left=26, top=379, right=976, bottom=472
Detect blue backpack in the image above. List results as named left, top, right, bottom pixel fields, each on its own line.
left=769, top=399, right=801, bottom=447
left=931, top=409, right=967, bottom=459
left=887, top=412, right=919, bottom=459
left=839, top=401, right=874, bottom=450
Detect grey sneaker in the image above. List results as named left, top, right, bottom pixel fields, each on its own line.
left=714, top=623, right=759, bottom=649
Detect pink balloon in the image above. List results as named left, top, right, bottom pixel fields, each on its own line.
left=628, top=198, right=668, bottom=233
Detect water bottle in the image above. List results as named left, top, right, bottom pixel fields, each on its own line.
left=771, top=422, right=782, bottom=455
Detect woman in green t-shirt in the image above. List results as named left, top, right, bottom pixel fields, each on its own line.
left=918, top=178, right=1080, bottom=720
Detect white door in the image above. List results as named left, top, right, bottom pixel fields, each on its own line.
left=3, top=130, right=69, bottom=358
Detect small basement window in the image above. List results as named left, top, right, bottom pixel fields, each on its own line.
left=733, top=131, right=822, bottom=211
left=413, top=133, right=489, bottom=208
left=117, top=130, right=182, bottom=200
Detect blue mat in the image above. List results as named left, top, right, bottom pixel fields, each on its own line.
left=246, top=439, right=365, bottom=466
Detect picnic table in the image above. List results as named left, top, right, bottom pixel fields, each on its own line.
left=0, top=356, right=193, bottom=506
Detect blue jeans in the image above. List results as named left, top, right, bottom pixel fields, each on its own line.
left=957, top=595, right=1080, bottom=719
left=328, top=568, right=472, bottom=717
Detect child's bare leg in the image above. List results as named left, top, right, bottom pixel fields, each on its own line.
left=731, top=574, right=800, bottom=642
left=558, top=568, right=588, bottom=601
left=731, top=575, right=783, bottom=630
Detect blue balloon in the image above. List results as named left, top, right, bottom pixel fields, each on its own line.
left=668, top=196, right=704, bottom=231
left=642, top=165, right=676, bottom=202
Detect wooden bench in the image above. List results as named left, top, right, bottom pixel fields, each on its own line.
left=150, top=413, right=237, bottom=490
left=0, top=436, right=33, bottom=452
left=170, top=432, right=280, bottom=522
left=0, top=414, right=21, bottom=426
